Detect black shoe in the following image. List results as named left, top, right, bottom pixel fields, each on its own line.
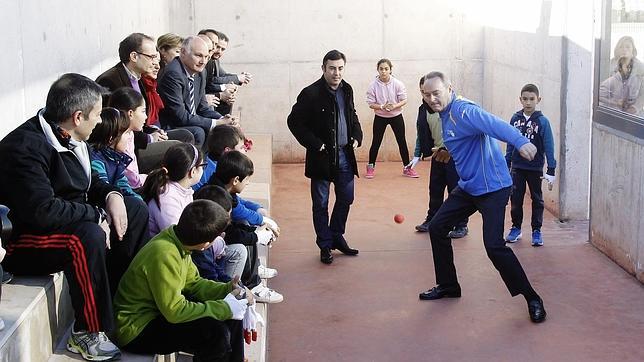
left=448, top=226, right=469, bottom=239
left=320, top=248, right=333, bottom=264
left=419, top=284, right=462, bottom=300
left=415, top=219, right=431, bottom=232
left=528, top=298, right=546, bottom=323
left=333, top=238, right=359, bottom=256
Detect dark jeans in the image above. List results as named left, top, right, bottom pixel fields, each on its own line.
left=123, top=316, right=244, bottom=362
left=368, top=114, right=410, bottom=166
left=174, top=125, right=208, bottom=148
left=426, top=157, right=468, bottom=228
left=3, top=222, right=114, bottom=332
left=242, top=243, right=261, bottom=289
left=510, top=169, right=544, bottom=231
left=311, top=148, right=354, bottom=249
left=428, top=186, right=537, bottom=297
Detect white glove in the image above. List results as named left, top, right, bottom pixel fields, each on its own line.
left=408, top=156, right=420, bottom=169
left=263, top=217, right=278, bottom=230
left=243, top=304, right=257, bottom=331
left=543, top=174, right=555, bottom=184
left=224, top=293, right=248, bottom=320
left=255, top=228, right=273, bottom=246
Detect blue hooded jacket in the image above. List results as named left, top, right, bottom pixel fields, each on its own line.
left=438, top=94, right=530, bottom=196
left=505, top=110, right=557, bottom=175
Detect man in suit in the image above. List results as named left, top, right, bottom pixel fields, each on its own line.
left=96, top=33, right=166, bottom=148
left=199, top=29, right=239, bottom=116
left=96, top=33, right=194, bottom=173
left=158, top=36, right=235, bottom=147
left=287, top=50, right=363, bottom=265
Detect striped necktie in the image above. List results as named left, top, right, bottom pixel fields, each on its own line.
left=188, top=76, right=196, bottom=115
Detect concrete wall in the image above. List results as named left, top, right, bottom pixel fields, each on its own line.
left=0, top=0, right=171, bottom=138
left=480, top=0, right=594, bottom=220
left=187, top=0, right=485, bottom=163
left=590, top=124, right=644, bottom=283
left=0, top=0, right=597, bottom=221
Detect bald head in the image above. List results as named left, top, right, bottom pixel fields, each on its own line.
left=180, top=36, right=210, bottom=74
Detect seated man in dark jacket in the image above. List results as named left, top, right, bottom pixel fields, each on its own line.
left=157, top=36, right=236, bottom=147
left=0, top=74, right=150, bottom=361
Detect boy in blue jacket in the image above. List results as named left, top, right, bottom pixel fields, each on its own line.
left=417, top=71, right=546, bottom=324
left=505, top=84, right=557, bottom=246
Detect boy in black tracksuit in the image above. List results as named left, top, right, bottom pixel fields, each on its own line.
left=505, top=84, right=557, bottom=246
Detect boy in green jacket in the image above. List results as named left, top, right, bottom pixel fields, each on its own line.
left=114, top=200, right=252, bottom=361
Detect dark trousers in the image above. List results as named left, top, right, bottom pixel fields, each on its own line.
left=175, top=125, right=208, bottom=148
left=123, top=316, right=244, bottom=362
left=510, top=169, right=544, bottom=231
left=311, top=148, right=354, bottom=249
left=137, top=129, right=196, bottom=174
left=106, top=196, right=150, bottom=296
left=3, top=222, right=114, bottom=332
left=428, top=186, right=537, bottom=297
left=368, top=114, right=410, bottom=166
left=242, top=243, right=261, bottom=289
left=426, top=157, right=468, bottom=228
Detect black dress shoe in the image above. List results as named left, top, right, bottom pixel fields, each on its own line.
left=333, top=238, right=359, bottom=256
left=415, top=219, right=431, bottom=232
left=419, top=284, right=462, bottom=300
left=528, top=298, right=546, bottom=323
left=320, top=248, right=333, bottom=264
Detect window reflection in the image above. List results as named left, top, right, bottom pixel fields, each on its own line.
left=601, top=1, right=644, bottom=117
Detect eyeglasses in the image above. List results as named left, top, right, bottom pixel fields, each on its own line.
left=136, top=51, right=159, bottom=61
left=197, top=162, right=208, bottom=168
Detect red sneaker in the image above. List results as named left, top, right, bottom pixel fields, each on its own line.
left=403, top=166, right=419, bottom=178
left=365, top=164, right=375, bottom=179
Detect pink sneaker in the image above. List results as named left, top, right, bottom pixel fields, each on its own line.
left=365, top=164, right=375, bottom=179
left=403, top=166, right=419, bottom=178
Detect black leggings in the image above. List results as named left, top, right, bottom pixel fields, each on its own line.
left=368, top=114, right=410, bottom=165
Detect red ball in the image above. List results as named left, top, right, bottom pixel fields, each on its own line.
left=394, top=214, right=405, bottom=224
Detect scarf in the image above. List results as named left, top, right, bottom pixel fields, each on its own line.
left=141, top=75, right=164, bottom=127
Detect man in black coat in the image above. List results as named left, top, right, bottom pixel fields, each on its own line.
left=287, top=50, right=363, bottom=265
left=158, top=36, right=235, bottom=147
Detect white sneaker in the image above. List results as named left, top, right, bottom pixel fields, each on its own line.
left=251, top=284, right=283, bottom=303
left=66, top=329, right=121, bottom=361
left=258, top=265, right=278, bottom=279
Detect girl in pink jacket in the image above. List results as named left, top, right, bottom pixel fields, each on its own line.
left=365, top=59, right=416, bottom=178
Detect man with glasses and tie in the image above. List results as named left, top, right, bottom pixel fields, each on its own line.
left=158, top=36, right=236, bottom=147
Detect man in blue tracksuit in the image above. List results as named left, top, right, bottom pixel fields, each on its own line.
left=417, top=71, right=546, bottom=323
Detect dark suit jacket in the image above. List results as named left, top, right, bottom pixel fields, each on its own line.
left=95, top=63, right=150, bottom=150
left=287, top=77, right=363, bottom=181
left=205, top=59, right=240, bottom=94
left=157, top=58, right=221, bottom=130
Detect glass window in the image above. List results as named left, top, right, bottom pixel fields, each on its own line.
left=599, top=0, right=644, bottom=119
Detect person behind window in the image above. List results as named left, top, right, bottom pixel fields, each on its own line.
left=599, top=55, right=643, bottom=116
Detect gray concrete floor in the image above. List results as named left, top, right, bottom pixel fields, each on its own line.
left=267, top=162, right=644, bottom=362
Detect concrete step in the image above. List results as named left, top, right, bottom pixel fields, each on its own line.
left=0, top=272, right=73, bottom=362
